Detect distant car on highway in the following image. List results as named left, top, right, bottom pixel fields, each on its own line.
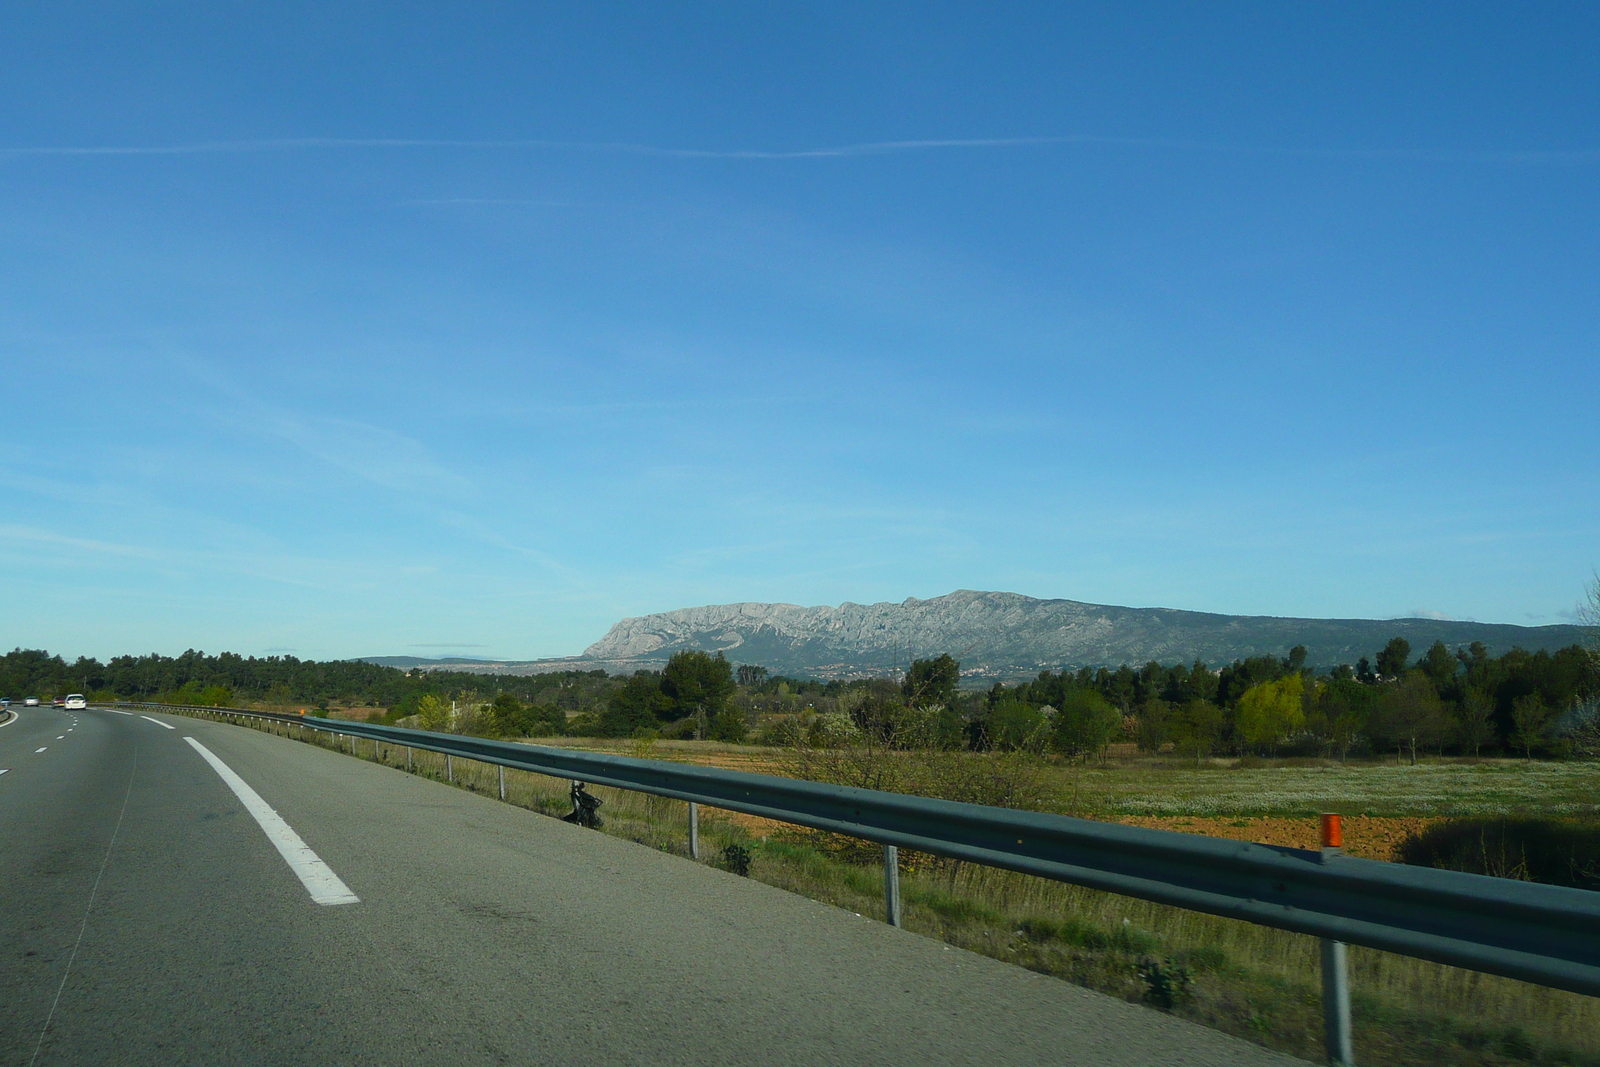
left=0, top=697, right=9, bottom=707
left=24, top=697, right=39, bottom=706
left=51, top=696, right=65, bottom=707
left=64, top=694, right=86, bottom=710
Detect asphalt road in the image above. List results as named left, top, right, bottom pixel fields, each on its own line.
left=0, top=706, right=1304, bottom=1066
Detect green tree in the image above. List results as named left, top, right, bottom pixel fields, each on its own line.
left=1512, top=694, right=1552, bottom=759
left=416, top=693, right=449, bottom=732
left=1455, top=688, right=1497, bottom=756
left=1168, top=699, right=1224, bottom=764
left=987, top=700, right=1048, bottom=752
left=660, top=651, right=735, bottom=723
left=600, top=672, right=671, bottom=737
left=1419, top=641, right=1458, bottom=688
left=198, top=684, right=235, bottom=707
left=903, top=654, right=960, bottom=709
left=1134, top=698, right=1171, bottom=754
left=1054, top=690, right=1119, bottom=759
left=1317, top=677, right=1371, bottom=761
left=1235, top=675, right=1306, bottom=752
left=1375, top=637, right=1412, bottom=680
left=1373, top=671, right=1448, bottom=764
left=525, top=704, right=568, bottom=737
left=489, top=693, right=530, bottom=736
left=708, top=707, right=749, bottom=743
left=735, top=664, right=768, bottom=688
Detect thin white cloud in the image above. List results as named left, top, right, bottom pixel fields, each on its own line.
left=0, top=523, right=166, bottom=560
left=4, top=135, right=1597, bottom=165
left=269, top=415, right=472, bottom=495
left=0, top=522, right=385, bottom=593
left=397, top=197, right=570, bottom=207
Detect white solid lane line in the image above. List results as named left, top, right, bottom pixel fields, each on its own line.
left=140, top=715, right=175, bottom=730
left=182, top=737, right=360, bottom=906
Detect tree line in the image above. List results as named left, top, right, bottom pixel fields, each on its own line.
left=978, top=638, right=1598, bottom=761
left=0, top=647, right=616, bottom=717
left=5, top=635, right=1596, bottom=759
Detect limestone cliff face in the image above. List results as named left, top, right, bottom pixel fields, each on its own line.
left=580, top=590, right=1582, bottom=679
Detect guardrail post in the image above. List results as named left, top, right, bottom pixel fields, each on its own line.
left=688, top=802, right=700, bottom=860
left=498, top=764, right=506, bottom=801
left=406, top=746, right=413, bottom=771
left=1320, top=814, right=1354, bottom=1065
left=1322, top=939, right=1353, bottom=1065
left=883, top=845, right=902, bottom=927
left=446, top=754, right=453, bottom=783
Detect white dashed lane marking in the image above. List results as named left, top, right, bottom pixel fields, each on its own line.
left=35, top=748, right=46, bottom=753
left=182, top=737, right=360, bottom=906
left=140, top=716, right=175, bottom=730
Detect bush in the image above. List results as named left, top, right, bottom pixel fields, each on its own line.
left=722, top=843, right=752, bottom=876
left=416, top=694, right=449, bottom=731
left=708, top=708, right=748, bottom=743
left=1054, top=690, right=1119, bottom=758
left=1397, top=818, right=1600, bottom=889
left=987, top=700, right=1050, bottom=752
left=1137, top=956, right=1193, bottom=1011
left=595, top=697, right=656, bottom=739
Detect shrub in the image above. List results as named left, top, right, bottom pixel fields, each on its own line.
left=987, top=700, right=1050, bottom=752
left=1137, top=956, right=1193, bottom=1011
left=1397, top=818, right=1600, bottom=889
left=416, top=694, right=449, bottom=731
left=709, top=708, right=748, bottom=743
left=722, top=843, right=752, bottom=876
left=1054, top=690, right=1119, bottom=758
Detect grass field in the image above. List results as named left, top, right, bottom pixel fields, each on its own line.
left=1077, top=757, right=1600, bottom=819
left=546, top=736, right=1600, bottom=816
left=221, top=717, right=1600, bottom=1066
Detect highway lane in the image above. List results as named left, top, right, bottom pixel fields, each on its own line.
left=2, top=709, right=1303, bottom=1066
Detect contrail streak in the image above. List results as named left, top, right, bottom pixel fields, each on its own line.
left=2, top=135, right=1595, bottom=164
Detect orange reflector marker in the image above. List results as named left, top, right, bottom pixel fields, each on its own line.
left=1320, top=813, right=1343, bottom=849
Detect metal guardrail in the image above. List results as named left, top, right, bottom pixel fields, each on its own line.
left=113, top=701, right=1600, bottom=1064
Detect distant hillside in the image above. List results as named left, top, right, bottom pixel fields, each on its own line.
left=576, top=590, right=1585, bottom=680
left=360, top=656, right=499, bottom=669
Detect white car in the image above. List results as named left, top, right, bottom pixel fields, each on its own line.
left=64, top=694, right=87, bottom=710
left=24, top=697, right=39, bottom=707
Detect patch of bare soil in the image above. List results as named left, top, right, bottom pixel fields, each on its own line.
left=1110, top=815, right=1442, bottom=860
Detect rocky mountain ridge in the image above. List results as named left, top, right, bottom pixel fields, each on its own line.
left=364, top=590, right=1584, bottom=681
left=577, top=590, right=1583, bottom=680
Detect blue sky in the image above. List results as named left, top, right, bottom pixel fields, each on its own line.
left=3, top=3, right=1597, bottom=661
